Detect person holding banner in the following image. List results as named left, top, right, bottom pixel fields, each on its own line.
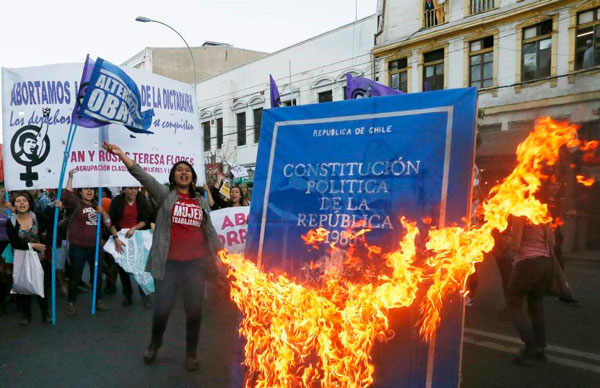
left=6, top=192, right=51, bottom=324
left=109, top=187, right=152, bottom=308
left=58, top=169, right=111, bottom=316
left=230, top=185, right=249, bottom=207
left=103, top=142, right=224, bottom=371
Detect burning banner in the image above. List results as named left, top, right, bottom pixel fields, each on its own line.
left=213, top=87, right=597, bottom=387
left=235, top=89, right=478, bottom=387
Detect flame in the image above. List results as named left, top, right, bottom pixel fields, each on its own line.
left=576, top=175, right=595, bottom=187
left=301, top=227, right=330, bottom=249
left=218, top=117, right=596, bottom=387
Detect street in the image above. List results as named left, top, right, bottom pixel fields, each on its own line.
left=1, top=255, right=599, bottom=388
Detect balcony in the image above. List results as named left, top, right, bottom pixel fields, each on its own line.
left=469, top=0, right=496, bottom=16
left=423, top=1, right=449, bottom=29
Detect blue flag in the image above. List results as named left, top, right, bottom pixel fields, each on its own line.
left=71, top=55, right=106, bottom=128
left=79, top=57, right=155, bottom=134
left=346, top=73, right=403, bottom=100
left=269, top=75, right=281, bottom=108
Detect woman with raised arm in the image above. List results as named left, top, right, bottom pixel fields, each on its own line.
left=102, top=142, right=224, bottom=371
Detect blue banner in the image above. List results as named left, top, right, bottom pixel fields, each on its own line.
left=79, top=58, right=154, bottom=134
left=245, top=88, right=477, bottom=388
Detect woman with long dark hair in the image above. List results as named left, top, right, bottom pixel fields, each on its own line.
left=103, top=142, right=224, bottom=371
left=109, top=187, right=152, bottom=308
left=5, top=192, right=51, bottom=324
left=59, top=169, right=111, bottom=316
left=230, top=185, right=249, bottom=207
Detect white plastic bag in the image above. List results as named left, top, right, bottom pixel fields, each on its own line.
left=11, top=244, right=45, bottom=297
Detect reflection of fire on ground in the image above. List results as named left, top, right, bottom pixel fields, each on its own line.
left=219, top=118, right=598, bottom=388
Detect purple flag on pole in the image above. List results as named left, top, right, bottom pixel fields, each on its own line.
left=345, top=73, right=403, bottom=100
left=71, top=55, right=106, bottom=128
left=270, top=75, right=281, bottom=108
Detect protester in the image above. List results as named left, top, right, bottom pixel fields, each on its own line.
left=239, top=183, right=251, bottom=204
left=0, top=185, right=12, bottom=314
left=103, top=142, right=225, bottom=371
left=6, top=192, right=51, bottom=324
left=58, top=169, right=111, bottom=316
left=508, top=215, right=554, bottom=364
left=109, top=187, right=152, bottom=308
left=230, top=185, right=249, bottom=207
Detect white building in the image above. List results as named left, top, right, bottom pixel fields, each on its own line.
left=195, top=15, right=376, bottom=169
left=374, top=0, right=600, bottom=253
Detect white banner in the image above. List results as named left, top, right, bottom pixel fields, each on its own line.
left=210, top=206, right=249, bottom=254
left=1, top=63, right=204, bottom=190
left=103, top=229, right=154, bottom=295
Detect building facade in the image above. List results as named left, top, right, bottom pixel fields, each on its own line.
left=121, top=43, right=267, bottom=84
left=374, top=0, right=600, bottom=253
left=195, top=15, right=376, bottom=172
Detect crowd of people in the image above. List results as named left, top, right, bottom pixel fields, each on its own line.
left=0, top=142, right=252, bottom=369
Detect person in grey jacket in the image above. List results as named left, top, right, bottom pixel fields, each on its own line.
left=103, top=142, right=224, bottom=371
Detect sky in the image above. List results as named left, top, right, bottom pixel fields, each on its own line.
left=0, top=0, right=377, bottom=138
left=1, top=0, right=376, bottom=67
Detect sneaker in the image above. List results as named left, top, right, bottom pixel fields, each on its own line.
left=185, top=356, right=199, bottom=371
left=465, top=296, right=474, bottom=307
left=43, top=314, right=53, bottom=324
left=558, top=296, right=581, bottom=306
left=143, top=341, right=162, bottom=364
left=513, top=344, right=541, bottom=366
left=65, top=303, right=77, bottom=316
left=95, top=300, right=109, bottom=311
left=19, top=316, right=31, bottom=326
left=122, top=297, right=133, bottom=307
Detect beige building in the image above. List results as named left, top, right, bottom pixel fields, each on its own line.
left=374, top=0, right=600, bottom=254
left=122, top=42, right=268, bottom=84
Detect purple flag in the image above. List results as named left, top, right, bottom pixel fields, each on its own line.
left=270, top=75, right=281, bottom=108
left=345, top=73, right=403, bottom=100
left=423, top=80, right=431, bottom=92
left=71, top=55, right=106, bottom=128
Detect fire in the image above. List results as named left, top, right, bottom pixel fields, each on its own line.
left=576, top=175, right=595, bottom=187
left=218, top=117, right=597, bottom=387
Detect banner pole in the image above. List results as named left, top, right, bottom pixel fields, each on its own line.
left=91, top=186, right=103, bottom=315
left=51, top=123, right=78, bottom=325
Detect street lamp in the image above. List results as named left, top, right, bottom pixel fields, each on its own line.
left=135, top=16, right=197, bottom=86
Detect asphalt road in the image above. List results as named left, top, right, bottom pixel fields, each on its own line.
left=1, top=255, right=598, bottom=388
left=460, top=255, right=600, bottom=388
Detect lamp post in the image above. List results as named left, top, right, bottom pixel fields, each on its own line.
left=135, top=16, right=197, bottom=86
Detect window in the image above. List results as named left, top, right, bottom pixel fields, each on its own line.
left=202, top=121, right=211, bottom=151
left=423, top=49, right=444, bottom=91
left=236, top=112, right=246, bottom=146
left=575, top=7, right=600, bottom=70
left=423, top=0, right=447, bottom=29
left=470, top=0, right=496, bottom=15
left=216, top=118, right=223, bottom=149
left=469, top=36, right=494, bottom=88
left=282, top=99, right=297, bottom=106
left=253, top=108, right=262, bottom=143
left=389, top=58, right=408, bottom=92
left=478, top=123, right=501, bottom=133
left=522, top=20, right=552, bottom=81
left=318, top=90, right=333, bottom=103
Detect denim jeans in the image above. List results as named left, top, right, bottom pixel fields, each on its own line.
left=506, top=256, right=553, bottom=349
left=68, top=245, right=103, bottom=304
left=150, top=259, right=208, bottom=356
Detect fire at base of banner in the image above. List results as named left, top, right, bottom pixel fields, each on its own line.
left=216, top=118, right=597, bottom=388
